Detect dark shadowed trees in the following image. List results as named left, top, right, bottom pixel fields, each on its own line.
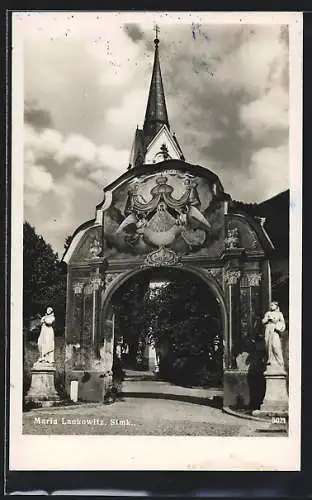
left=23, top=221, right=66, bottom=338
left=113, top=272, right=223, bottom=387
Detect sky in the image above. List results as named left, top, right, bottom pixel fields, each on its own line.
left=16, top=12, right=290, bottom=256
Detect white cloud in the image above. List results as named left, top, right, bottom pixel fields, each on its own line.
left=214, top=26, right=287, bottom=97
left=240, top=86, right=288, bottom=138
left=105, top=87, right=148, bottom=138
left=97, top=145, right=129, bottom=171
left=55, top=134, right=97, bottom=164
left=24, top=162, right=54, bottom=208
left=24, top=125, right=62, bottom=155
left=249, top=143, right=289, bottom=198
left=25, top=163, right=54, bottom=191
left=25, top=171, right=102, bottom=256
left=88, top=169, right=108, bottom=186
left=23, top=119, right=131, bottom=253
left=213, top=142, right=289, bottom=203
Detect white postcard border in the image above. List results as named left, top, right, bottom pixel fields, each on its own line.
left=9, top=10, right=302, bottom=471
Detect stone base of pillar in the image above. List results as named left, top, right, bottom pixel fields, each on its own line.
left=25, top=361, right=60, bottom=407
left=252, top=369, right=288, bottom=417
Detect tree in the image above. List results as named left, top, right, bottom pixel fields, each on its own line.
left=23, top=221, right=66, bottom=337
left=64, top=234, right=73, bottom=253
left=113, top=280, right=150, bottom=366
left=113, top=272, right=223, bottom=386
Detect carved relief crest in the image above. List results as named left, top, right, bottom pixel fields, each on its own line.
left=114, top=174, right=211, bottom=250
left=144, top=246, right=181, bottom=267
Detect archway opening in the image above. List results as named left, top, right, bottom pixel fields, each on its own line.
left=110, top=267, right=224, bottom=389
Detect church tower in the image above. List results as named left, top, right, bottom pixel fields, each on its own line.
left=128, top=27, right=184, bottom=169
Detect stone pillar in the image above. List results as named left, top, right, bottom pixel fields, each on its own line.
left=224, top=269, right=241, bottom=369
left=90, top=268, right=103, bottom=359
left=25, top=361, right=60, bottom=407
left=223, top=268, right=252, bottom=409
left=71, top=280, right=84, bottom=368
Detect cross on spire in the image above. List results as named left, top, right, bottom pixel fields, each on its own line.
left=143, top=24, right=169, bottom=141
left=154, top=24, right=160, bottom=44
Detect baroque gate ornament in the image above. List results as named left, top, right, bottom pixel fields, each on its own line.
left=246, top=272, right=262, bottom=287
left=200, top=268, right=223, bottom=288
left=87, top=238, right=102, bottom=259
left=224, top=270, right=241, bottom=285
left=73, top=282, right=84, bottom=295
left=225, top=226, right=240, bottom=249
left=115, top=174, right=211, bottom=250
left=143, top=246, right=181, bottom=267
left=105, top=272, right=121, bottom=287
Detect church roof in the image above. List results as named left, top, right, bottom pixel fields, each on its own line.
left=143, top=35, right=169, bottom=144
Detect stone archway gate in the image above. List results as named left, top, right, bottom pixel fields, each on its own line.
left=63, top=159, right=274, bottom=408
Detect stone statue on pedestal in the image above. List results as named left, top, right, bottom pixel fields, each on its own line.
left=262, top=301, right=286, bottom=373
left=37, top=307, right=55, bottom=364
left=253, top=300, right=288, bottom=417
left=26, top=306, right=60, bottom=406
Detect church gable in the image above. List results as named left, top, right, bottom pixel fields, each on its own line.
left=144, top=125, right=183, bottom=164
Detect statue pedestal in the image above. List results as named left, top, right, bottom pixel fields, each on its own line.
left=25, top=361, right=60, bottom=407
left=253, top=368, right=288, bottom=417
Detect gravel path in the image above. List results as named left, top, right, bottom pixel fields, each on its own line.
left=23, top=397, right=283, bottom=436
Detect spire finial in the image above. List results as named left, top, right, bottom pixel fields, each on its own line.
left=154, top=24, right=160, bottom=45
left=143, top=24, right=169, bottom=141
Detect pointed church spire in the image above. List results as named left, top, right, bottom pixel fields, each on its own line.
left=128, top=27, right=184, bottom=169
left=143, top=26, right=169, bottom=143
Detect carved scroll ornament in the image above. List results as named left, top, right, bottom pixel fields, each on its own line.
left=240, top=271, right=262, bottom=287
left=73, top=282, right=84, bottom=295
left=224, top=270, right=241, bottom=285
left=247, top=272, right=262, bottom=287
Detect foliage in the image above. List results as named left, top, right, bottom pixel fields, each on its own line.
left=113, top=272, right=223, bottom=387
left=113, top=280, right=150, bottom=363
left=64, top=234, right=73, bottom=253
left=231, top=200, right=260, bottom=217
left=23, top=221, right=66, bottom=337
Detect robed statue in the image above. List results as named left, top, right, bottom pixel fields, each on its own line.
left=38, top=307, right=55, bottom=364
left=262, top=301, right=286, bottom=372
